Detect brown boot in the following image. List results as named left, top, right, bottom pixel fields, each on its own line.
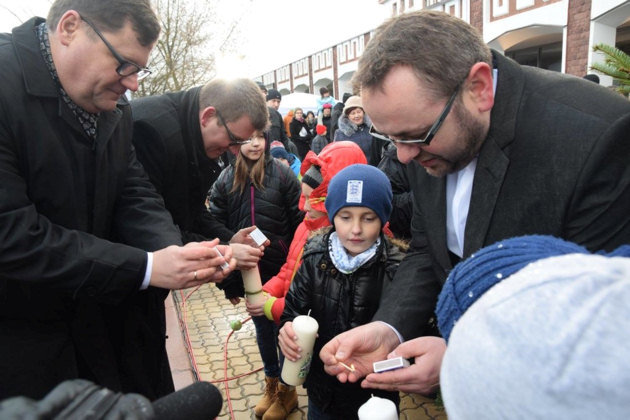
left=262, top=383, right=298, bottom=420
left=254, top=376, right=279, bottom=417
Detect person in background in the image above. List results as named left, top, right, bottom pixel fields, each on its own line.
left=330, top=92, right=352, bottom=140
left=279, top=164, right=406, bottom=419
left=283, top=109, right=294, bottom=138
left=310, top=124, right=329, bottom=155
left=316, top=86, right=336, bottom=123
left=132, top=78, right=271, bottom=269
left=0, top=0, right=235, bottom=401
left=207, top=131, right=303, bottom=419
left=266, top=88, right=299, bottom=156
left=289, top=107, right=313, bottom=160
left=333, top=95, right=387, bottom=166
left=321, top=103, right=333, bottom=141
left=270, top=141, right=301, bottom=179
left=305, top=110, right=317, bottom=137
left=320, top=9, right=630, bottom=397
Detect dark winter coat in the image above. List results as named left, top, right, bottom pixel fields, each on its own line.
left=329, top=101, right=345, bottom=139
left=289, top=117, right=313, bottom=160
left=281, top=231, right=403, bottom=418
left=0, top=18, right=181, bottom=400
left=131, top=87, right=234, bottom=243
left=334, top=113, right=387, bottom=166
left=208, top=155, right=304, bottom=297
left=378, top=144, right=412, bottom=239
left=268, top=106, right=299, bottom=156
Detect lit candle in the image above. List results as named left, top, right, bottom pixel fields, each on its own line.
left=357, top=395, right=398, bottom=420
left=242, top=267, right=265, bottom=305
left=281, top=312, right=319, bottom=386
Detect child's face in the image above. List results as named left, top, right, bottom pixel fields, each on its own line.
left=302, top=184, right=327, bottom=220
left=240, top=132, right=265, bottom=161
left=333, top=207, right=381, bottom=256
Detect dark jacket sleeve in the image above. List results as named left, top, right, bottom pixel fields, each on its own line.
left=378, top=145, right=412, bottom=239
left=280, top=255, right=314, bottom=326
left=371, top=198, right=442, bottom=341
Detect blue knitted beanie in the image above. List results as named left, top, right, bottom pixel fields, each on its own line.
left=325, top=164, right=393, bottom=226
left=436, top=235, right=589, bottom=342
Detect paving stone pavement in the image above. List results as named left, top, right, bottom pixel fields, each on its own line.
left=166, top=285, right=447, bottom=420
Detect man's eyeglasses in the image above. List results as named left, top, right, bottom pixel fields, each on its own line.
left=80, top=14, right=152, bottom=80
left=369, top=84, right=461, bottom=146
left=215, top=110, right=251, bottom=145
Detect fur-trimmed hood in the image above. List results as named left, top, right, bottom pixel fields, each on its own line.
left=337, top=112, right=372, bottom=137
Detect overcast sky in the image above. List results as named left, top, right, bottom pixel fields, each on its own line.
left=0, top=0, right=386, bottom=78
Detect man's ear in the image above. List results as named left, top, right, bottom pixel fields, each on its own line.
left=464, top=62, right=494, bottom=113
left=56, top=11, right=82, bottom=46
left=200, top=106, right=216, bottom=128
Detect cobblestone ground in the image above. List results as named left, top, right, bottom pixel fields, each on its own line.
left=171, top=284, right=447, bottom=420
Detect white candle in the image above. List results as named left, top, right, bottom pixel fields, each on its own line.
left=358, top=395, right=398, bottom=420
left=281, top=313, right=319, bottom=386
left=242, top=267, right=265, bottom=305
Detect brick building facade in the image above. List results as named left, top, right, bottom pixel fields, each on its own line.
left=256, top=0, right=630, bottom=98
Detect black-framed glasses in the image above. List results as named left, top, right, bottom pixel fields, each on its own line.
left=215, top=110, right=251, bottom=145
left=80, top=14, right=152, bottom=80
left=369, top=84, right=461, bottom=146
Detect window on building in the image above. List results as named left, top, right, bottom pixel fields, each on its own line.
left=409, top=0, right=414, bottom=7
left=617, top=23, right=630, bottom=55
left=392, top=2, right=397, bottom=16
left=506, top=42, right=562, bottom=72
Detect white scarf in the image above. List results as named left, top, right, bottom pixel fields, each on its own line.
left=328, top=232, right=380, bottom=274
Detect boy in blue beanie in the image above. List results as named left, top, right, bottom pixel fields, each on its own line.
left=279, top=164, right=407, bottom=419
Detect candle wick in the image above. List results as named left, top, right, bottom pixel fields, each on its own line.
left=307, top=309, right=312, bottom=317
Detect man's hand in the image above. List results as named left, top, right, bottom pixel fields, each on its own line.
left=150, top=239, right=236, bottom=289
left=230, top=226, right=270, bottom=249
left=229, top=243, right=263, bottom=270
left=319, top=322, right=400, bottom=384
left=361, top=336, right=445, bottom=395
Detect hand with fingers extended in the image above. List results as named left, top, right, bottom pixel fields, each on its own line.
left=230, top=226, right=270, bottom=249
left=150, top=239, right=236, bottom=289
left=319, top=322, right=400, bottom=385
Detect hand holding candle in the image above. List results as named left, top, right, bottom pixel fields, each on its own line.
left=242, top=266, right=266, bottom=305
left=280, top=311, right=319, bottom=386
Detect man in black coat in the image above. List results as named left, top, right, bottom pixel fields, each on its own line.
left=0, top=0, right=235, bottom=401
left=132, top=79, right=271, bottom=269
left=265, top=88, right=299, bottom=156
left=320, top=10, right=630, bottom=395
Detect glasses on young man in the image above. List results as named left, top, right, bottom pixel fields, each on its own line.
left=369, top=84, right=461, bottom=146
left=215, top=110, right=252, bottom=145
left=79, top=14, right=152, bottom=80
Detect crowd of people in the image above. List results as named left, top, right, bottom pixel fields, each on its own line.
left=1, top=1, right=629, bottom=419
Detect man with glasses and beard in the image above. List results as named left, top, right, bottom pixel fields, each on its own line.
left=319, top=10, right=630, bottom=397
left=131, top=78, right=272, bottom=271
left=0, top=0, right=237, bottom=401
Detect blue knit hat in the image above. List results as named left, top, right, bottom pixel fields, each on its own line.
left=436, top=235, right=590, bottom=342
left=270, top=146, right=289, bottom=161
left=325, top=164, right=392, bottom=226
